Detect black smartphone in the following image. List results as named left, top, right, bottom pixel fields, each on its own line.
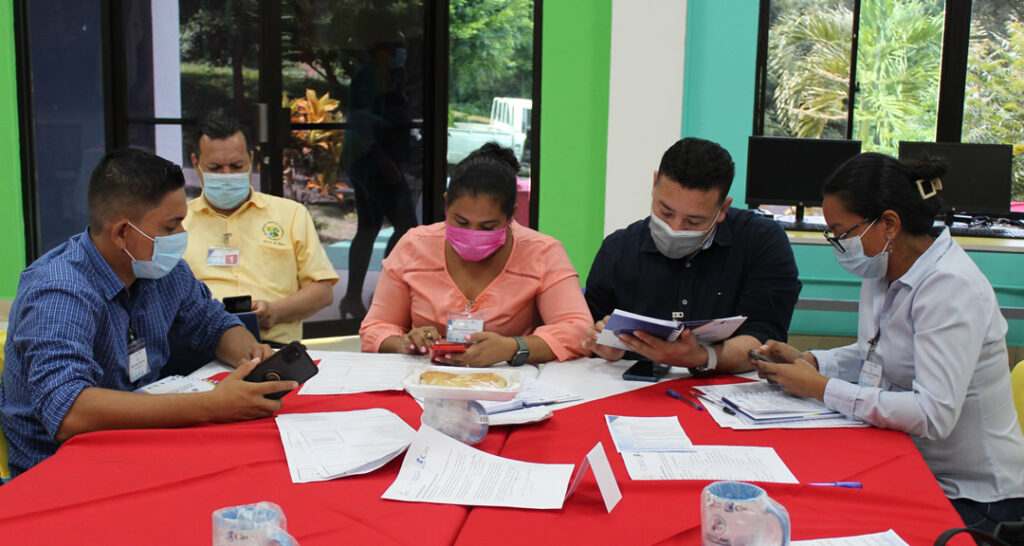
left=243, top=341, right=318, bottom=399
left=223, top=295, right=252, bottom=313
left=622, top=360, right=670, bottom=382
left=748, top=349, right=773, bottom=363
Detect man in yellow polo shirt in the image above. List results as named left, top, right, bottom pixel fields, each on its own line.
left=183, top=114, right=338, bottom=344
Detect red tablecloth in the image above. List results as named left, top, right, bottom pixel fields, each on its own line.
left=0, top=390, right=508, bottom=545
left=0, top=377, right=970, bottom=545
left=457, top=376, right=970, bottom=545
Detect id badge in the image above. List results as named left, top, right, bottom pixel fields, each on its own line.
left=858, top=359, right=883, bottom=388
left=206, top=245, right=241, bottom=266
left=128, top=339, right=150, bottom=383
left=446, top=311, right=485, bottom=342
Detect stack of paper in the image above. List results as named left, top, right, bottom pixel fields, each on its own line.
left=297, top=352, right=421, bottom=395
left=275, top=409, right=416, bottom=483
left=383, top=425, right=574, bottom=509
left=695, top=382, right=855, bottom=427
left=137, top=375, right=216, bottom=394
left=793, top=529, right=909, bottom=546
left=604, top=414, right=798, bottom=483
left=480, top=378, right=581, bottom=413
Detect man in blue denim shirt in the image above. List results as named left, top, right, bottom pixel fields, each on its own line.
left=0, top=149, right=296, bottom=477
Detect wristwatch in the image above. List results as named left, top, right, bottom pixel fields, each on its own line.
left=508, top=336, right=530, bottom=367
left=691, top=343, right=718, bottom=375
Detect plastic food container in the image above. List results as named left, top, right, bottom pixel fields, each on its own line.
left=402, top=364, right=523, bottom=401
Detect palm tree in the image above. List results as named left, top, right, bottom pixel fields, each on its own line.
left=767, top=0, right=945, bottom=154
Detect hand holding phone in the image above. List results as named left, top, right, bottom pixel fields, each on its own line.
left=429, top=341, right=470, bottom=364
left=748, top=349, right=774, bottom=363
left=243, top=341, right=318, bottom=399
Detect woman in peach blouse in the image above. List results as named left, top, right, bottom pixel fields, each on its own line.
left=359, top=143, right=591, bottom=367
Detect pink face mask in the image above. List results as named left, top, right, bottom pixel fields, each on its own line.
left=446, top=222, right=508, bottom=261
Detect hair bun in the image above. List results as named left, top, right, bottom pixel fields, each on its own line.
left=468, top=141, right=520, bottom=173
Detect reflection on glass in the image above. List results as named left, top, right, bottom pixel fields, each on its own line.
left=851, top=0, right=943, bottom=155
left=963, top=0, right=1024, bottom=202
left=765, top=0, right=854, bottom=139
left=447, top=0, right=534, bottom=227
left=281, top=2, right=425, bottom=328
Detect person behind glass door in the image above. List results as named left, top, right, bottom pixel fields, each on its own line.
left=750, top=153, right=1024, bottom=532
left=338, top=15, right=419, bottom=321
left=0, top=149, right=290, bottom=477
left=183, top=114, right=338, bottom=345
left=359, top=143, right=592, bottom=367
left=581, top=137, right=801, bottom=375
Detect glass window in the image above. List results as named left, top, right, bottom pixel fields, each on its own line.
left=764, top=0, right=854, bottom=139
left=25, top=0, right=106, bottom=256
left=281, top=2, right=426, bottom=329
left=850, top=0, right=944, bottom=155
left=447, top=0, right=535, bottom=226
left=962, top=0, right=1024, bottom=202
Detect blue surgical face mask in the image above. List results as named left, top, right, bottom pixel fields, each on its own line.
left=201, top=170, right=252, bottom=210
left=124, top=223, right=189, bottom=279
left=832, top=220, right=890, bottom=279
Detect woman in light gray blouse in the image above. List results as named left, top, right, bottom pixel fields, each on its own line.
left=751, top=153, right=1024, bottom=533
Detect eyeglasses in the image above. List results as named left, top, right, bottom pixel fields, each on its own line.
left=822, top=217, right=876, bottom=253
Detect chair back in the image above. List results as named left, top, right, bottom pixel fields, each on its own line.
left=1012, top=360, right=1024, bottom=435
left=0, top=329, right=10, bottom=481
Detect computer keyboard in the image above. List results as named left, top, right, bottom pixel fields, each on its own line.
left=947, top=225, right=1024, bottom=239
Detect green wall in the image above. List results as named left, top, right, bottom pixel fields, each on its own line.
left=0, top=3, right=25, bottom=299
left=679, top=1, right=1024, bottom=344
left=536, top=0, right=611, bottom=282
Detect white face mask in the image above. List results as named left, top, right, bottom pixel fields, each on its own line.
left=649, top=213, right=717, bottom=259
left=832, top=219, right=890, bottom=279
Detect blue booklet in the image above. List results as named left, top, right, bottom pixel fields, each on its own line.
left=596, top=309, right=747, bottom=350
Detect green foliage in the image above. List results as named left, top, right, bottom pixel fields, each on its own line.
left=449, top=0, right=533, bottom=117
left=766, top=0, right=944, bottom=154
left=963, top=20, right=1024, bottom=201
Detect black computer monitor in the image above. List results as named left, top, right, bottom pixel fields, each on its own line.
left=745, top=136, right=862, bottom=219
left=898, top=142, right=1013, bottom=217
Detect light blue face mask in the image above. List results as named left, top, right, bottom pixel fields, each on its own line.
left=124, top=223, right=189, bottom=279
left=832, top=220, right=891, bottom=279
left=201, top=170, right=252, bottom=210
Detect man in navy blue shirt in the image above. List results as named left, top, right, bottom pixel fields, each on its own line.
left=0, top=149, right=297, bottom=477
left=583, top=138, right=801, bottom=375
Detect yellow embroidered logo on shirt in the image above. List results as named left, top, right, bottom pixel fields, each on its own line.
left=262, top=221, right=284, bottom=241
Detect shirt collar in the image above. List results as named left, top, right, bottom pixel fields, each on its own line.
left=80, top=227, right=130, bottom=301
left=893, top=227, right=952, bottom=289
left=190, top=189, right=267, bottom=216
left=640, top=210, right=735, bottom=254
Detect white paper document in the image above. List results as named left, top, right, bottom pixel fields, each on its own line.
left=275, top=409, right=415, bottom=483
left=298, top=352, right=421, bottom=395
left=137, top=375, right=216, bottom=394
left=479, top=377, right=582, bottom=414
left=695, top=382, right=840, bottom=422
left=621, top=445, right=798, bottom=483
left=793, top=529, right=909, bottom=546
left=382, top=425, right=574, bottom=509
left=487, top=406, right=553, bottom=426
left=698, top=394, right=867, bottom=430
left=605, top=415, right=695, bottom=453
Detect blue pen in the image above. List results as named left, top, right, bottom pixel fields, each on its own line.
left=666, top=389, right=704, bottom=411
left=808, top=481, right=862, bottom=488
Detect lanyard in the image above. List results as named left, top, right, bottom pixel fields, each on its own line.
left=865, top=328, right=881, bottom=362
left=128, top=323, right=137, bottom=344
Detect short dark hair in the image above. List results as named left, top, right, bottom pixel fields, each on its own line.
left=196, top=113, right=250, bottom=152
left=447, top=142, right=519, bottom=218
left=657, top=138, right=735, bottom=202
left=87, top=148, right=185, bottom=233
left=822, top=152, right=946, bottom=236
